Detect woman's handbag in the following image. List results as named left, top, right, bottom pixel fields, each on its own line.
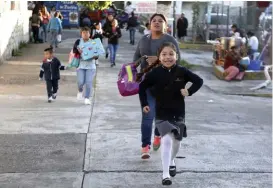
left=117, top=56, right=146, bottom=97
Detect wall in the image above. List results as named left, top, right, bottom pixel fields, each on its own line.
left=0, top=1, right=32, bottom=64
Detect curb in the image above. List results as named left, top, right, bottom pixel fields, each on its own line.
left=203, top=85, right=272, bottom=98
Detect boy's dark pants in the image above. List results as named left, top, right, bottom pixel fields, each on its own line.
left=46, top=79, right=58, bottom=98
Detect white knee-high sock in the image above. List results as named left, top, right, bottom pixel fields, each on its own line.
left=170, top=135, right=181, bottom=166
left=161, top=133, right=173, bottom=179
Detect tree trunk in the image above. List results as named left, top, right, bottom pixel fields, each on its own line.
left=157, top=1, right=172, bottom=33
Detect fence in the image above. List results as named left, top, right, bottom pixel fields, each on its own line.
left=197, top=3, right=271, bottom=41
left=196, top=3, right=272, bottom=64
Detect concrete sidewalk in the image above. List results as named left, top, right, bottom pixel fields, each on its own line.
left=82, top=31, right=272, bottom=187
left=0, top=29, right=271, bottom=188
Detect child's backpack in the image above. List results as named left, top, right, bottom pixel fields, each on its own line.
left=117, top=56, right=146, bottom=97
left=67, top=49, right=80, bottom=68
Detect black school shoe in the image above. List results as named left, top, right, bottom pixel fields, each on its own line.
left=169, top=166, right=176, bottom=177
left=162, top=177, right=172, bottom=185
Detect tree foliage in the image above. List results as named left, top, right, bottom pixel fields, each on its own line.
left=192, top=2, right=200, bottom=43
left=78, top=1, right=112, bottom=10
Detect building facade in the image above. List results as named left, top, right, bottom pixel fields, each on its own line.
left=0, top=1, right=31, bottom=64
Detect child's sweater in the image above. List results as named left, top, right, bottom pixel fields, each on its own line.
left=39, top=57, right=65, bottom=80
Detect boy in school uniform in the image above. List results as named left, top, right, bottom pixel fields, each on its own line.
left=39, top=47, right=65, bottom=102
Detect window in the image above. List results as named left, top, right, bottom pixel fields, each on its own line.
left=211, top=15, right=229, bottom=25
left=11, top=1, right=15, bottom=10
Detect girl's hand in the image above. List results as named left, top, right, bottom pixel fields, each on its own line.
left=77, top=47, right=82, bottom=54
left=181, top=88, right=189, bottom=97
left=143, top=106, right=150, bottom=113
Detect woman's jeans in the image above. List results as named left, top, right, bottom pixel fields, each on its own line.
left=42, top=24, right=48, bottom=42
left=129, top=27, right=136, bottom=44
left=77, top=69, right=96, bottom=98
left=50, top=29, right=58, bottom=47
left=108, top=44, right=119, bottom=65
left=141, top=89, right=160, bottom=147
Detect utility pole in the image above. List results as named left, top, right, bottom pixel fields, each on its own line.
left=172, top=1, right=176, bottom=37
left=206, top=2, right=212, bottom=41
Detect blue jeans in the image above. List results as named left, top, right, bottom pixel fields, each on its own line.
left=50, top=29, right=58, bottom=47
left=77, top=69, right=96, bottom=98
left=129, top=27, right=136, bottom=44
left=141, top=89, right=160, bottom=147
left=108, top=44, right=119, bottom=64
left=248, top=49, right=258, bottom=60
left=42, top=24, right=48, bottom=42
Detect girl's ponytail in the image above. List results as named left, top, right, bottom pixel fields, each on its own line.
left=136, top=59, right=160, bottom=82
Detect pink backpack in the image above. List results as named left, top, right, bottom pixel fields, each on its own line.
left=117, top=56, right=146, bottom=97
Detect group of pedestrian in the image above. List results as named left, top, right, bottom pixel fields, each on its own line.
left=39, top=26, right=101, bottom=105
left=29, top=5, right=63, bottom=49
left=223, top=24, right=260, bottom=81
left=38, top=11, right=204, bottom=186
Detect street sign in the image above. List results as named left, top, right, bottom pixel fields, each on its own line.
left=56, top=1, right=79, bottom=27
left=134, top=2, right=157, bottom=14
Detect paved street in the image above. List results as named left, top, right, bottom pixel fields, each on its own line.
left=0, top=29, right=272, bottom=188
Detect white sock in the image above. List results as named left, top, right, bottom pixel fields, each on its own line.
left=170, top=135, right=181, bottom=166
left=161, top=133, right=172, bottom=179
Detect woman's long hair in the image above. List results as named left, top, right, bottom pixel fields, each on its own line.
left=41, top=5, right=49, bottom=16
left=136, top=42, right=178, bottom=82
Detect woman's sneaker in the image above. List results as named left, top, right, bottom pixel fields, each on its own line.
left=141, top=145, right=150, bottom=159
left=84, top=98, right=91, bottom=105
left=77, top=92, right=83, bottom=100
left=153, top=136, right=161, bottom=151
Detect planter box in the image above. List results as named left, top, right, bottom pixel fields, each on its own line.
left=213, top=63, right=272, bottom=80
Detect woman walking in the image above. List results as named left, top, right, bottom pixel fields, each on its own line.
left=104, top=19, right=122, bottom=67
left=133, top=13, right=181, bottom=159
left=47, top=11, right=62, bottom=49
left=30, top=10, right=41, bottom=43
left=40, top=6, right=50, bottom=42
left=139, top=42, right=203, bottom=185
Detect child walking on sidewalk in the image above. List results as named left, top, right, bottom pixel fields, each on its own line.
left=139, top=42, right=203, bottom=185
left=39, top=47, right=65, bottom=103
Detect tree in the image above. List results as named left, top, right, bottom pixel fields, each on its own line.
left=78, top=1, right=112, bottom=10
left=156, top=1, right=172, bottom=18
left=192, top=2, right=200, bottom=44
left=156, top=1, right=172, bottom=33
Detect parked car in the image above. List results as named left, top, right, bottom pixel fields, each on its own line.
left=198, top=13, right=232, bottom=40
